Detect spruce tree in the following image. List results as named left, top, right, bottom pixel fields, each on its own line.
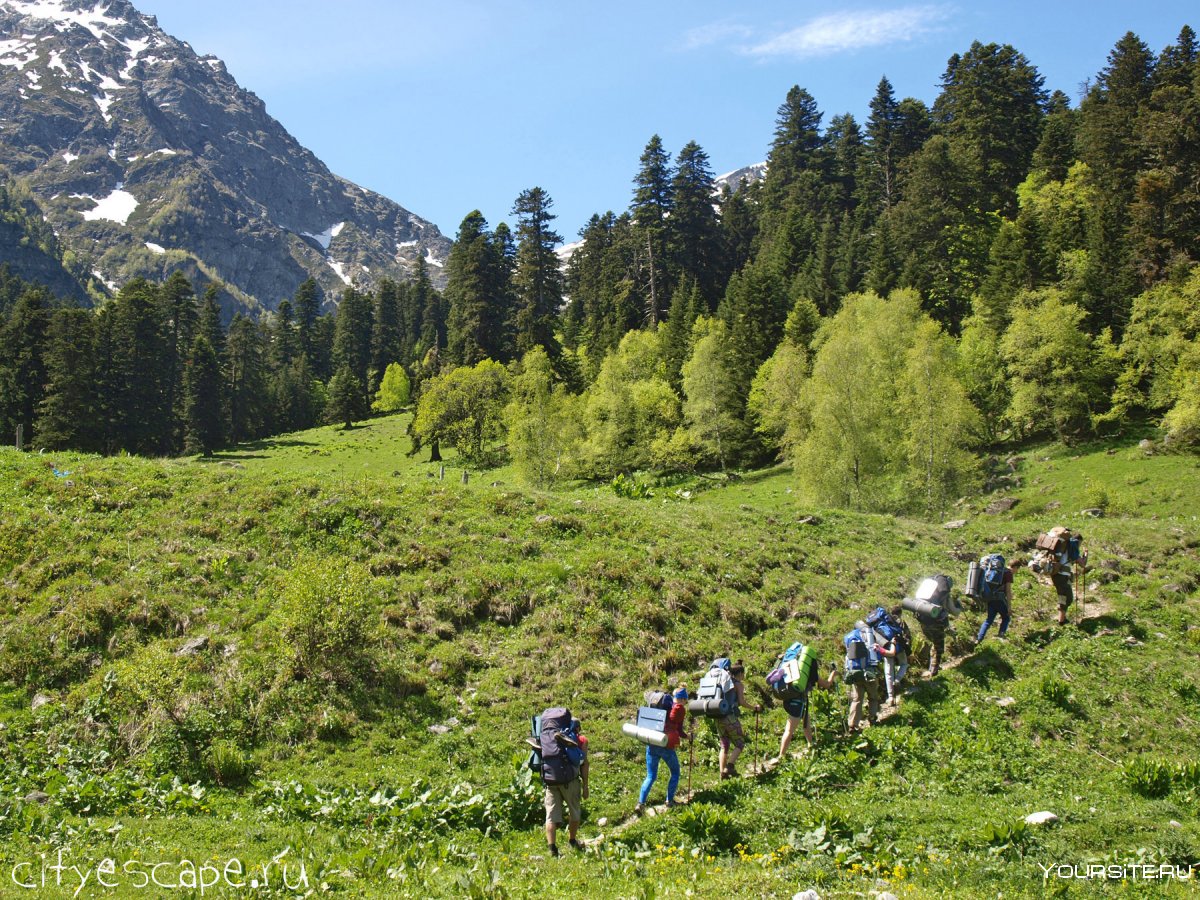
left=36, top=308, right=98, bottom=451
left=669, top=141, right=723, bottom=306
left=631, top=136, right=674, bottom=325
left=445, top=211, right=507, bottom=365
left=511, top=187, right=564, bottom=356
left=183, top=334, right=223, bottom=456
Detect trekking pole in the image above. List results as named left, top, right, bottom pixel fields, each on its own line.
left=754, top=709, right=761, bottom=776
left=687, top=720, right=694, bottom=799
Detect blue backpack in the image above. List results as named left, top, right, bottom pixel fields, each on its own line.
left=843, top=628, right=880, bottom=683
left=980, top=554, right=1006, bottom=600
left=865, top=606, right=900, bottom=642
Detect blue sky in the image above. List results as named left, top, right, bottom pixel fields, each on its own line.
left=141, top=1, right=1196, bottom=242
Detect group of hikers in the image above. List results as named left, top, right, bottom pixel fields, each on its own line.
left=525, top=527, right=1086, bottom=856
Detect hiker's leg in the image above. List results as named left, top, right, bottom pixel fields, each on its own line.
left=545, top=786, right=562, bottom=847
left=718, top=735, right=729, bottom=775
left=803, top=713, right=815, bottom=747
left=639, top=746, right=660, bottom=805
left=866, top=679, right=881, bottom=723
left=977, top=608, right=994, bottom=643
left=664, top=751, right=681, bottom=802
left=565, top=779, right=582, bottom=841
left=883, top=656, right=897, bottom=702
left=847, top=683, right=863, bottom=730
left=999, top=602, right=1011, bottom=636
left=895, top=654, right=908, bottom=688
left=779, top=716, right=796, bottom=758
left=727, top=721, right=744, bottom=768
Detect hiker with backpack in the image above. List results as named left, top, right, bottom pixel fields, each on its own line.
left=902, top=575, right=959, bottom=677
left=843, top=622, right=883, bottom=732
left=634, top=686, right=688, bottom=814
left=693, top=658, right=759, bottom=779
left=875, top=606, right=911, bottom=707
left=974, top=556, right=1019, bottom=643
left=1030, top=527, right=1086, bottom=626
left=766, top=642, right=838, bottom=761
left=527, top=708, right=589, bottom=857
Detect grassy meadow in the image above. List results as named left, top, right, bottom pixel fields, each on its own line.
left=0, top=414, right=1198, bottom=897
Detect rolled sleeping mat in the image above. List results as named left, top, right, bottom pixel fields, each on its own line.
left=622, top=722, right=669, bottom=747
left=687, top=697, right=732, bottom=717
left=902, top=596, right=946, bottom=621
left=966, top=561, right=982, bottom=598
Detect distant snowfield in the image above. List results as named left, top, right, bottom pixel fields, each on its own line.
left=145, top=242, right=165, bottom=254
left=303, top=222, right=345, bottom=252
left=78, top=185, right=138, bottom=224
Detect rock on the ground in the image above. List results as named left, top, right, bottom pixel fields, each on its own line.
left=1170, top=820, right=1182, bottom=828
left=176, top=636, right=209, bottom=656
left=1080, top=508, right=1104, bottom=518
left=597, top=817, right=608, bottom=827
left=985, top=497, right=1020, bottom=514
left=943, top=519, right=968, bottom=530
left=996, top=697, right=1017, bottom=708
left=793, top=891, right=822, bottom=900
left=23, top=791, right=50, bottom=805
left=31, top=693, right=52, bottom=710
left=1025, top=811, right=1059, bottom=826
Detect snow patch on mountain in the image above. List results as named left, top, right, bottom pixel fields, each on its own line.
left=78, top=184, right=137, bottom=224
left=303, top=222, right=344, bottom=251
left=328, top=258, right=351, bottom=285
left=145, top=241, right=164, bottom=254
left=8, top=0, right=128, bottom=42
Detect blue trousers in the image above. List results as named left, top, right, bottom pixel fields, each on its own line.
left=639, top=744, right=681, bottom=804
left=977, top=597, right=1011, bottom=641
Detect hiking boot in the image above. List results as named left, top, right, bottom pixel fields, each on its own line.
left=633, top=803, right=645, bottom=816
left=666, top=799, right=679, bottom=809
left=548, top=843, right=559, bottom=858
left=569, top=838, right=585, bottom=852
left=724, top=765, right=739, bottom=779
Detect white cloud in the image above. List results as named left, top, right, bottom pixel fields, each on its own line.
left=746, top=6, right=949, bottom=59
left=679, top=21, right=754, bottom=52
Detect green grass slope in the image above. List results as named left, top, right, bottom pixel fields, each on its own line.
left=0, top=416, right=1198, bottom=898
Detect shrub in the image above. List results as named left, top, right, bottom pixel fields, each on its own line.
left=677, top=802, right=742, bottom=852
left=273, top=558, right=380, bottom=688
left=1124, top=756, right=1172, bottom=798
left=204, top=739, right=251, bottom=787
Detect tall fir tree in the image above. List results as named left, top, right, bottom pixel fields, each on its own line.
left=183, top=334, right=224, bottom=456
left=669, top=141, right=724, bottom=307
left=631, top=135, right=674, bottom=325
left=35, top=308, right=97, bottom=451
left=444, top=211, right=508, bottom=365
left=511, top=187, right=564, bottom=356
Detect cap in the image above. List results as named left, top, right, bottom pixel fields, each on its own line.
left=673, top=686, right=689, bottom=701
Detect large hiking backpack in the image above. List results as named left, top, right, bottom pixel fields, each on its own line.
left=643, top=690, right=673, bottom=711
left=865, top=605, right=901, bottom=642
left=537, top=707, right=579, bottom=785
left=693, top=658, right=737, bottom=718
left=766, top=641, right=818, bottom=701
left=980, top=554, right=1006, bottom=601
left=843, top=627, right=880, bottom=684
left=902, top=574, right=956, bottom=622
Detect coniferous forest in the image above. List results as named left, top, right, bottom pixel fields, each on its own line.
left=2, top=30, right=1199, bottom=513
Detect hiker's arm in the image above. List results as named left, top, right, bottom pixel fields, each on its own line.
left=876, top=644, right=896, bottom=658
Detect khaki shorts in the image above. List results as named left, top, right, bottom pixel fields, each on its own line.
left=543, top=778, right=581, bottom=825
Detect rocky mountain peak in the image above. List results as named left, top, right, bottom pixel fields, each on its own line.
left=0, top=0, right=450, bottom=314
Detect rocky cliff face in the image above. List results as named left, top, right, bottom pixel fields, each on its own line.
left=0, top=0, right=450, bottom=314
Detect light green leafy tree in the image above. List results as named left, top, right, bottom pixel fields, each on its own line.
left=371, top=361, right=411, bottom=413
left=580, top=329, right=679, bottom=476
left=748, top=342, right=809, bottom=458
left=505, top=347, right=580, bottom=487
left=680, top=317, right=746, bottom=472
left=900, top=319, right=982, bottom=514
left=412, top=359, right=510, bottom=464
left=1000, top=289, right=1112, bottom=441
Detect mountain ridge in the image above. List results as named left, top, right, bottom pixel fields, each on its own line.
left=0, top=0, right=450, bottom=314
